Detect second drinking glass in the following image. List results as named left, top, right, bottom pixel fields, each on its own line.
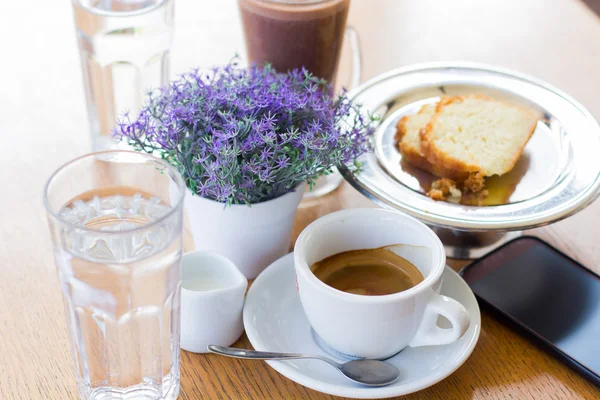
left=72, top=0, right=175, bottom=151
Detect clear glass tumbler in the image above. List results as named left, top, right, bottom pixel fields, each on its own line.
left=72, top=0, right=175, bottom=151
left=44, top=151, right=185, bottom=400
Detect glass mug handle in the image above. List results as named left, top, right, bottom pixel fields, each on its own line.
left=408, top=293, right=471, bottom=347
left=343, top=25, right=362, bottom=90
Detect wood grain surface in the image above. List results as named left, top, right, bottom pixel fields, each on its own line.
left=1, top=0, right=600, bottom=399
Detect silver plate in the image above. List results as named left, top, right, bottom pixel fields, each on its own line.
left=340, top=63, right=600, bottom=231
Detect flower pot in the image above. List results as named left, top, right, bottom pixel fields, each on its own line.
left=184, top=185, right=305, bottom=279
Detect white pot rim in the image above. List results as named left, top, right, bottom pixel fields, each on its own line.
left=186, top=183, right=305, bottom=209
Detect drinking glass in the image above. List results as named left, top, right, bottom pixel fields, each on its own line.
left=238, top=0, right=362, bottom=199
left=44, top=151, right=185, bottom=400
left=72, top=0, right=175, bottom=151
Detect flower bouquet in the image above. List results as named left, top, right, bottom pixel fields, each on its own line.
left=116, top=60, right=374, bottom=278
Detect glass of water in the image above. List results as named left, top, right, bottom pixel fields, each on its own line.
left=44, top=151, right=185, bottom=400
left=72, top=0, right=175, bottom=151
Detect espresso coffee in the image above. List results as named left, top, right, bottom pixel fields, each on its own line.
left=238, top=0, right=350, bottom=84
left=310, top=247, right=424, bottom=296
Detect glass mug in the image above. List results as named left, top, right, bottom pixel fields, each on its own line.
left=238, top=0, right=362, bottom=198
left=44, top=151, right=185, bottom=400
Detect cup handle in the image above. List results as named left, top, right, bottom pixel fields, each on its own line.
left=344, top=25, right=362, bottom=90
left=408, top=293, right=470, bottom=347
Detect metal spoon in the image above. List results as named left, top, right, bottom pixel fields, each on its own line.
left=208, top=345, right=400, bottom=387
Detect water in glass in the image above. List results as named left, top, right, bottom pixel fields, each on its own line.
left=72, top=0, right=174, bottom=151
left=55, top=189, right=181, bottom=399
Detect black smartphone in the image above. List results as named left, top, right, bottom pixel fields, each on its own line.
left=459, top=236, right=600, bottom=386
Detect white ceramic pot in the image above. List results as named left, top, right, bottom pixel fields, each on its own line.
left=185, top=185, right=305, bottom=279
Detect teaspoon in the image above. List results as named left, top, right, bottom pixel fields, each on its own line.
left=208, top=345, right=400, bottom=387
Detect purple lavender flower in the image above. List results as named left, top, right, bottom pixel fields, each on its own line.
left=114, top=58, right=376, bottom=205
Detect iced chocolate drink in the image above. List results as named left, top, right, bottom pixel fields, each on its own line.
left=238, top=0, right=350, bottom=84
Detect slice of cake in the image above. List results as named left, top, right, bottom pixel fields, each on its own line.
left=396, top=102, right=469, bottom=181
left=420, top=95, right=539, bottom=177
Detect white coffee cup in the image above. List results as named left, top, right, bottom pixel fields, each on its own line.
left=180, top=251, right=247, bottom=353
left=294, top=208, right=470, bottom=360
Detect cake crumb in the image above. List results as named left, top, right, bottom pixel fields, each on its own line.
left=464, top=172, right=485, bottom=193
left=428, top=175, right=490, bottom=205
left=427, top=178, right=462, bottom=202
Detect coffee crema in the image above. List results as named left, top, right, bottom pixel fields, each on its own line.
left=310, top=246, right=424, bottom=296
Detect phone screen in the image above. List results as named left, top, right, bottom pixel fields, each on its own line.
left=461, top=237, right=600, bottom=379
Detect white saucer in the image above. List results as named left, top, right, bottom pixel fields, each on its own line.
left=243, top=253, right=481, bottom=399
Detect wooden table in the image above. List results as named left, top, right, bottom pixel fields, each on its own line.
left=1, top=0, right=600, bottom=399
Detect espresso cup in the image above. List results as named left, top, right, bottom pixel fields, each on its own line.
left=294, top=208, right=470, bottom=360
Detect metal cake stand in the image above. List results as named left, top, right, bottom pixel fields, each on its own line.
left=339, top=63, right=600, bottom=259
